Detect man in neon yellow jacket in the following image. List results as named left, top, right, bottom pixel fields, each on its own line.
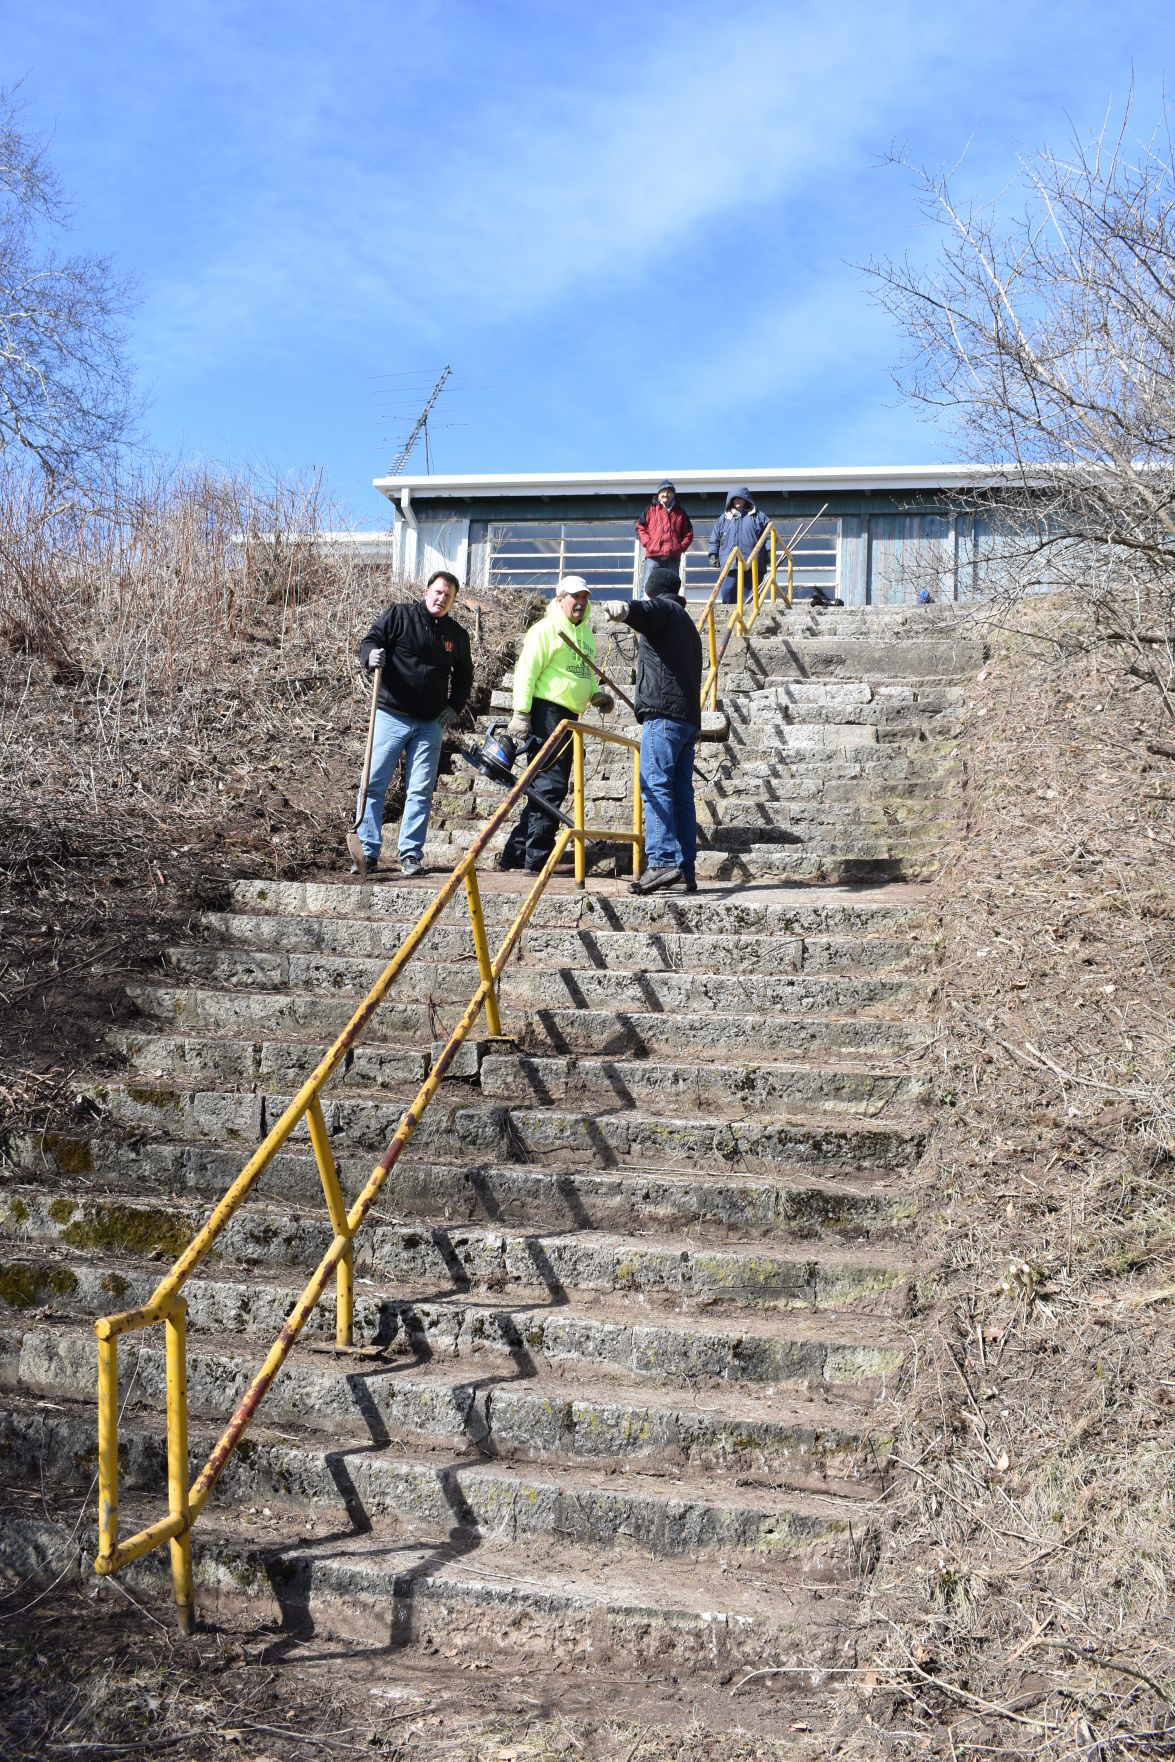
left=498, top=576, right=602, bottom=872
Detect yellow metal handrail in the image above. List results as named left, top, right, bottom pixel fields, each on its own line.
left=92, top=520, right=823, bottom=1628
left=91, top=717, right=641, bottom=1630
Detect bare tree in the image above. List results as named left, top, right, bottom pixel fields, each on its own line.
left=870, top=95, right=1175, bottom=744
left=0, top=81, right=137, bottom=487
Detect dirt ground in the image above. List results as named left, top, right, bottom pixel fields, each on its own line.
left=0, top=1576, right=863, bottom=1762
left=3, top=595, right=1175, bottom=1758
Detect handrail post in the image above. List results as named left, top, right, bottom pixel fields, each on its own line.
left=631, top=744, right=643, bottom=876
left=706, top=608, right=719, bottom=713
left=787, top=552, right=794, bottom=606
left=307, top=1095, right=354, bottom=1347
left=736, top=556, right=745, bottom=632
left=769, top=529, right=778, bottom=601
left=572, top=726, right=586, bottom=889
left=751, top=553, right=760, bottom=613
left=165, top=1299, right=195, bottom=1635
left=463, top=866, right=503, bottom=1037
left=95, top=1326, right=119, bottom=1573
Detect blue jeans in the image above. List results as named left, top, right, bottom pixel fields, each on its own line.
left=358, top=709, right=443, bottom=864
left=640, top=717, right=697, bottom=875
left=642, top=556, right=681, bottom=588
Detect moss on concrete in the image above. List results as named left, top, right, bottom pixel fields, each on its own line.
left=0, top=1262, right=79, bottom=1308
left=41, top=1134, right=94, bottom=1175
left=58, top=1203, right=192, bottom=1260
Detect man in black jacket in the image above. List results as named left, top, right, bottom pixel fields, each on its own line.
left=349, top=570, right=473, bottom=878
left=601, top=567, right=703, bottom=894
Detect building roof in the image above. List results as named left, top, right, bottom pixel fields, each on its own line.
left=373, top=464, right=1007, bottom=504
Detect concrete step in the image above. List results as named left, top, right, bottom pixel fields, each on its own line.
left=129, top=982, right=927, bottom=1062
left=7, top=1191, right=913, bottom=1312
left=0, top=1506, right=863, bottom=1677
left=156, top=946, right=925, bottom=1017
left=6, top=1329, right=893, bottom=1480
left=10, top=1129, right=917, bottom=1236
left=1, top=1248, right=907, bottom=1388
left=87, top=1069, right=926, bottom=1171
left=725, top=637, right=987, bottom=682
left=111, top=1032, right=924, bottom=1118
left=192, top=911, right=921, bottom=975
left=0, top=1402, right=872, bottom=1575
left=227, top=877, right=928, bottom=936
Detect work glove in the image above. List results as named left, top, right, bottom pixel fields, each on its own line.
left=590, top=690, right=614, bottom=714
left=439, top=705, right=458, bottom=731
left=507, top=712, right=531, bottom=742
left=601, top=601, right=628, bottom=623
left=366, top=647, right=385, bottom=672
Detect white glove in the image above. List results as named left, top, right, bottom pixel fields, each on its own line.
left=439, top=705, right=458, bottom=731
left=367, top=647, right=385, bottom=672
left=507, top=712, right=531, bottom=742
left=590, top=690, right=614, bottom=713
left=601, top=601, right=629, bottom=623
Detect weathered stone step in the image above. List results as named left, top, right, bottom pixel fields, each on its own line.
left=421, top=815, right=946, bottom=856
left=89, top=1078, right=926, bottom=1177
left=193, top=912, right=920, bottom=976
left=6, top=1132, right=915, bottom=1243
left=227, top=877, right=927, bottom=935
left=0, top=1507, right=859, bottom=1677
left=7, top=1191, right=913, bottom=1311
left=726, top=638, right=987, bottom=682
left=1, top=1251, right=907, bottom=1388
left=112, top=1031, right=924, bottom=1119
left=729, top=754, right=959, bottom=783
left=158, top=947, right=923, bottom=1018
left=715, top=846, right=938, bottom=881
left=0, top=1402, right=865, bottom=1576
left=130, top=982, right=927, bottom=1062
left=443, top=786, right=949, bottom=834
left=690, top=822, right=943, bottom=854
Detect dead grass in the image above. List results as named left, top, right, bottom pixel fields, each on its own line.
left=0, top=459, right=525, bottom=1139
left=848, top=597, right=1175, bottom=1758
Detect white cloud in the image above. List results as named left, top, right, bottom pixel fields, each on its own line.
left=134, top=0, right=947, bottom=373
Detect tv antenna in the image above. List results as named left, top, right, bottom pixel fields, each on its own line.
left=389, top=365, right=451, bottom=475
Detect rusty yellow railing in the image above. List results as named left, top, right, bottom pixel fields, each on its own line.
left=92, top=517, right=827, bottom=1629
left=693, top=512, right=829, bottom=710
left=91, top=717, right=641, bottom=1630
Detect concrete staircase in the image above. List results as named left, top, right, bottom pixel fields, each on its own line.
left=427, top=601, right=982, bottom=882
left=0, top=604, right=976, bottom=1684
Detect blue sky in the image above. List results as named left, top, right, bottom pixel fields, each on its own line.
left=3, top=0, right=1167, bottom=521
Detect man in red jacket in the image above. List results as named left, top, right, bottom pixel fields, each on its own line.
left=636, top=481, right=693, bottom=590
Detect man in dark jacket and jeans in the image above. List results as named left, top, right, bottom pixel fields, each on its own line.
left=601, top=567, right=704, bottom=894
left=349, top=570, right=473, bottom=878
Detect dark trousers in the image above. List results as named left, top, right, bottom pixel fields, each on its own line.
left=501, top=697, right=575, bottom=870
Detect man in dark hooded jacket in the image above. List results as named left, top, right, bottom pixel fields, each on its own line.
left=708, top=486, right=769, bottom=604
left=601, top=567, right=703, bottom=894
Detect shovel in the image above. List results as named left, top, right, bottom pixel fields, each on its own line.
left=345, top=667, right=381, bottom=877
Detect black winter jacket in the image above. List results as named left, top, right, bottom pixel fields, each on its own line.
left=625, top=571, right=703, bottom=728
left=358, top=602, right=473, bottom=722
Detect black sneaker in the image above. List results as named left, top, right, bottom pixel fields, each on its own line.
left=496, top=850, right=526, bottom=871
left=399, top=855, right=424, bottom=878
left=629, top=865, right=683, bottom=895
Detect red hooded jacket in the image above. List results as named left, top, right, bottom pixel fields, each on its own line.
left=636, top=498, right=694, bottom=560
